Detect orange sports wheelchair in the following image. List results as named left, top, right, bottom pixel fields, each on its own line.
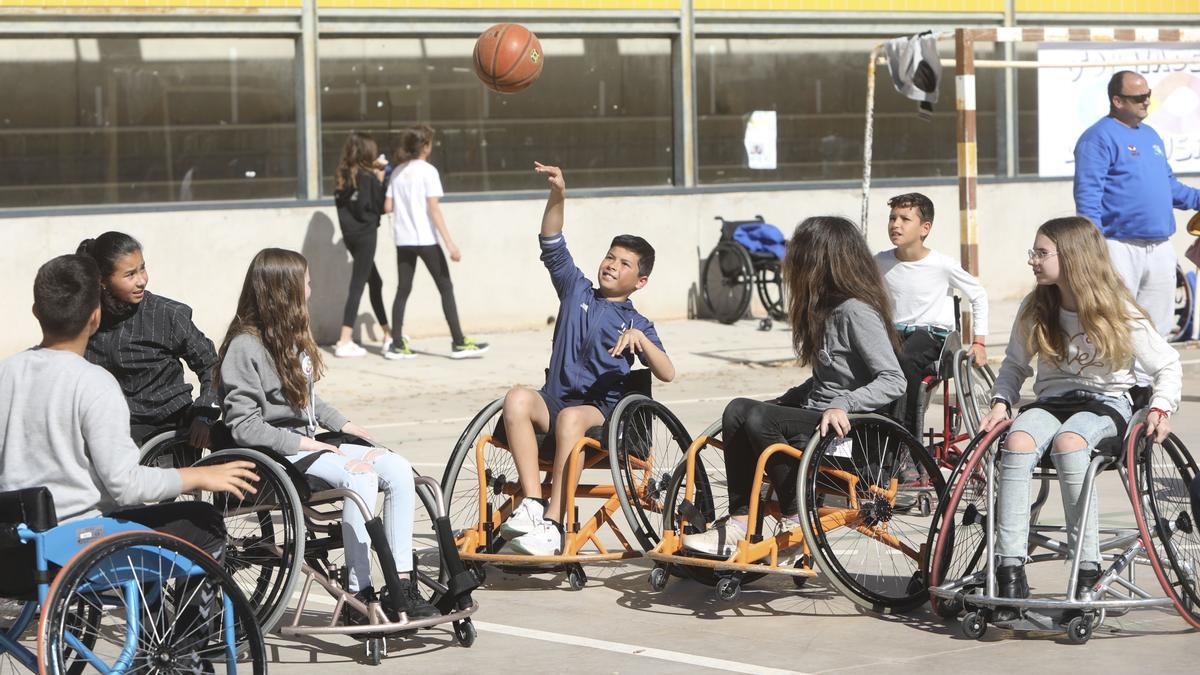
left=646, top=412, right=945, bottom=611
left=439, top=370, right=691, bottom=588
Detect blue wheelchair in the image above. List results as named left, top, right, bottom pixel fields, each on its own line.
left=0, top=487, right=266, bottom=673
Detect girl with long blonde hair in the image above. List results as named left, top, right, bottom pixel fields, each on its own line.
left=980, top=216, right=1181, bottom=611
left=216, top=248, right=438, bottom=621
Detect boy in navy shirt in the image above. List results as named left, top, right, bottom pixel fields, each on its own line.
left=501, top=163, right=676, bottom=556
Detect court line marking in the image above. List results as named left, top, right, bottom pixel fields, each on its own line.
left=471, top=620, right=809, bottom=675
left=295, top=595, right=804, bottom=673
left=364, top=392, right=780, bottom=430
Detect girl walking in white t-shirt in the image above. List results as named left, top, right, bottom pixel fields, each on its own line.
left=383, top=125, right=487, bottom=360
left=978, top=216, right=1181, bottom=614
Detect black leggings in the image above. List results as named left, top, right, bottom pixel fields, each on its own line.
left=391, top=245, right=464, bottom=344
left=722, top=398, right=822, bottom=516
left=341, top=227, right=390, bottom=329
left=895, top=329, right=945, bottom=436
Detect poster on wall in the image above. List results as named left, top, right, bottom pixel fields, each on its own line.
left=744, top=110, right=777, bottom=170
left=1037, top=44, right=1200, bottom=177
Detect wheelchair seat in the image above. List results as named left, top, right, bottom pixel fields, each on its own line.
left=0, top=486, right=58, bottom=534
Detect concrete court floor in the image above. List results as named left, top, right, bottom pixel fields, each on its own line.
left=271, top=315, right=1200, bottom=675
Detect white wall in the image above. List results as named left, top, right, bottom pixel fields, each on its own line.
left=2, top=178, right=1196, bottom=354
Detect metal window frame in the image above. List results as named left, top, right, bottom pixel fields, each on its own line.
left=0, top=7, right=1197, bottom=216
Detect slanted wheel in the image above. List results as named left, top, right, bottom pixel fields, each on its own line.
left=441, top=399, right=514, bottom=555
left=954, top=351, right=996, bottom=438
left=648, top=565, right=669, bottom=591
left=1127, top=423, right=1200, bottom=629
left=1170, top=264, right=1194, bottom=341
left=701, top=241, right=754, bottom=324
left=960, top=611, right=987, bottom=640
left=925, top=421, right=1007, bottom=617
left=1065, top=615, right=1091, bottom=645
left=608, top=395, right=692, bottom=551
left=715, top=576, right=740, bottom=601
left=797, top=414, right=945, bottom=614
left=454, top=619, right=477, bottom=648
left=39, top=531, right=267, bottom=674
left=181, top=448, right=304, bottom=633
left=566, top=564, right=587, bottom=591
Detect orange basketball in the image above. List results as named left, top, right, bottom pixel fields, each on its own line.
left=473, top=23, right=544, bottom=94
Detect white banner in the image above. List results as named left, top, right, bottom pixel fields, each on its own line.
left=744, top=110, right=777, bottom=170
left=1037, top=44, right=1200, bottom=177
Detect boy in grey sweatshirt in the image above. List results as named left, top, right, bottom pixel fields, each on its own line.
left=0, top=256, right=258, bottom=587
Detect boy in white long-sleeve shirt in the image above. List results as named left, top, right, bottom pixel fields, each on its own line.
left=875, top=192, right=990, bottom=435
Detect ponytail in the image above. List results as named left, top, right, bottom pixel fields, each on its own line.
left=76, top=231, right=142, bottom=279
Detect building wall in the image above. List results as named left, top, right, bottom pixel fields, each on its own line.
left=3, top=177, right=1195, bottom=354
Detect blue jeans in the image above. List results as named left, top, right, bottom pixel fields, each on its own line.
left=289, top=444, right=415, bottom=592
left=995, top=392, right=1132, bottom=565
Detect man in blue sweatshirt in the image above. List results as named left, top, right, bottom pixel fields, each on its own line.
left=495, top=162, right=676, bottom=557
left=1074, top=70, right=1200, bottom=361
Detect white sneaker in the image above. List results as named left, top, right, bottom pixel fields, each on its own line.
left=508, top=520, right=562, bottom=556
left=382, top=337, right=394, bottom=354
left=499, top=499, right=545, bottom=539
left=334, top=341, right=367, bottom=358
left=683, top=518, right=747, bottom=557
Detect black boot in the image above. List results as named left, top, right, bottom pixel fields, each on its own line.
left=995, top=565, right=1029, bottom=622
left=1076, top=566, right=1102, bottom=600
left=385, top=579, right=440, bottom=621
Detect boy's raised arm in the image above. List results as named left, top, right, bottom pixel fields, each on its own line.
left=536, top=162, right=565, bottom=237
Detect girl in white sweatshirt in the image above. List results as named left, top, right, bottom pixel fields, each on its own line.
left=979, top=216, right=1181, bottom=608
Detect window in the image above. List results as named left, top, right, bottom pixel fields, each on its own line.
left=696, top=37, right=1000, bottom=184
left=0, top=38, right=297, bottom=208
left=319, top=36, right=674, bottom=193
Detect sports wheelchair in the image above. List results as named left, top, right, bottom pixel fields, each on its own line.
left=440, top=370, right=691, bottom=588
left=927, top=409, right=1200, bottom=643
left=140, top=431, right=480, bottom=665
left=648, top=413, right=944, bottom=613
left=700, top=216, right=786, bottom=328
left=0, top=487, right=266, bottom=673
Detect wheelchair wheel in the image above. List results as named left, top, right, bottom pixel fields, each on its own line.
left=754, top=259, right=787, bottom=322
left=608, top=395, right=693, bottom=550
left=441, top=398, right=512, bottom=553
left=701, top=241, right=754, bottom=324
left=797, top=414, right=944, bottom=614
left=39, top=531, right=266, bottom=674
left=1, top=598, right=36, bottom=673
left=925, top=421, right=1006, bottom=616
left=187, top=448, right=305, bottom=633
left=1170, top=264, right=1193, bottom=341
left=1127, top=424, right=1200, bottom=629
left=140, top=435, right=205, bottom=473
left=953, top=350, right=996, bottom=438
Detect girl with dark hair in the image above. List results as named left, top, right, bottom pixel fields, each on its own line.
left=383, top=125, right=487, bottom=359
left=216, top=248, right=437, bottom=620
left=685, top=216, right=907, bottom=556
left=333, top=131, right=391, bottom=358
left=78, top=231, right=220, bottom=448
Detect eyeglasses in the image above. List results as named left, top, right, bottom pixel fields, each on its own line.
left=1027, top=249, right=1058, bottom=262
left=1116, top=91, right=1152, bottom=104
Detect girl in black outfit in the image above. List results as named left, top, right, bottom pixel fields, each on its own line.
left=78, top=232, right=219, bottom=448
left=333, top=131, right=391, bottom=357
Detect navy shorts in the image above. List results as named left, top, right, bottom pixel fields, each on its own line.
left=536, top=390, right=617, bottom=457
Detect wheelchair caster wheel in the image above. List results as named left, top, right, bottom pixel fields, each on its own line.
left=649, top=565, right=669, bottom=591
left=715, top=577, right=741, bottom=601
left=791, top=556, right=813, bottom=589
left=567, top=564, right=587, bottom=591
left=917, top=492, right=932, bottom=517
left=758, top=318, right=773, bottom=332
left=470, top=563, right=487, bottom=585
left=454, top=619, right=477, bottom=648
left=960, top=611, right=987, bottom=640
left=366, top=637, right=386, bottom=666
left=1065, top=615, right=1091, bottom=645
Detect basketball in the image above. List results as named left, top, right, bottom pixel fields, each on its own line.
left=473, top=23, right=544, bottom=94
